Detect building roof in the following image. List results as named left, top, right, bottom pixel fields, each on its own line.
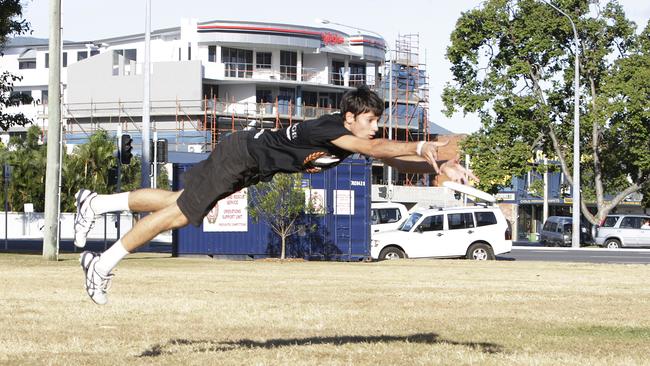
left=428, top=123, right=454, bottom=135
left=6, top=37, right=49, bottom=47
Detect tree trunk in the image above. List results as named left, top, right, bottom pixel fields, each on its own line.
left=280, top=235, right=286, bottom=260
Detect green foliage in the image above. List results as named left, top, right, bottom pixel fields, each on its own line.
left=444, top=0, right=649, bottom=217
left=0, top=129, right=169, bottom=212
left=62, top=130, right=117, bottom=206
left=248, top=173, right=317, bottom=259
left=0, top=126, right=46, bottom=210
left=1, top=0, right=33, bottom=130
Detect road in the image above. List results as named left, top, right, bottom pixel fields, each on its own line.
left=501, top=246, right=650, bottom=264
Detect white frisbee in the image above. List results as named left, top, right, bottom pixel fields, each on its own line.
left=443, top=181, right=496, bottom=203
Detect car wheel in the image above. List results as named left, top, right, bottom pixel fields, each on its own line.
left=466, top=243, right=495, bottom=260
left=605, top=239, right=622, bottom=249
left=379, top=247, right=405, bottom=260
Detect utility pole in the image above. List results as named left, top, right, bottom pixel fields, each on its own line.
left=541, top=0, right=581, bottom=248
left=543, top=157, right=549, bottom=225
left=386, top=55, right=393, bottom=201
left=43, top=0, right=61, bottom=261
left=141, top=0, right=152, bottom=188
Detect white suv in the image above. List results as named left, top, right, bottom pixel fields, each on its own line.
left=594, top=214, right=650, bottom=248
left=371, top=202, right=409, bottom=234
left=371, top=206, right=512, bottom=260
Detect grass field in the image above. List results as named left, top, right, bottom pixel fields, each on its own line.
left=0, top=253, right=649, bottom=365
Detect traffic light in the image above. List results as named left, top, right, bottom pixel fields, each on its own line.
left=108, top=166, right=118, bottom=186
left=120, top=134, right=133, bottom=164
left=149, top=138, right=168, bottom=163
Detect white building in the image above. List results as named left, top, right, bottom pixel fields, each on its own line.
left=1, top=19, right=386, bottom=152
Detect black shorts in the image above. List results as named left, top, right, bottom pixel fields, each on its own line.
left=177, top=131, right=260, bottom=226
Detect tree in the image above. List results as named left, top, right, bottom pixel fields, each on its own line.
left=1, top=0, right=33, bottom=130
left=0, top=128, right=170, bottom=212
left=62, top=130, right=117, bottom=211
left=248, top=173, right=317, bottom=259
left=0, top=126, right=46, bottom=210
left=443, top=0, right=650, bottom=223
left=61, top=130, right=170, bottom=212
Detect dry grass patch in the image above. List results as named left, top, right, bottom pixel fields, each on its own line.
left=0, top=253, right=648, bottom=365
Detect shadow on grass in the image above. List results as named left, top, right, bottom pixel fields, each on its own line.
left=138, top=332, right=503, bottom=357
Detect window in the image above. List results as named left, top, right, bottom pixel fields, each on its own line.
left=9, top=91, right=32, bottom=106
left=400, top=213, right=422, bottom=232
left=256, top=89, right=272, bottom=103
left=373, top=208, right=401, bottom=224
left=221, top=47, right=253, bottom=78
left=203, top=84, right=218, bottom=99
left=448, top=213, right=475, bottom=230
left=18, top=60, right=36, bottom=69
left=620, top=217, right=642, bottom=229
left=349, top=63, right=366, bottom=86
left=208, top=45, right=217, bottom=62
left=418, top=215, right=444, bottom=232
left=41, top=90, right=48, bottom=105
left=475, top=212, right=497, bottom=227
left=77, top=51, right=88, bottom=61
left=63, top=52, right=67, bottom=67
left=90, top=50, right=100, bottom=57
left=116, top=49, right=137, bottom=62
left=280, top=51, right=297, bottom=80
left=256, top=52, right=272, bottom=69
left=302, top=91, right=317, bottom=106
left=562, top=223, right=572, bottom=233
left=45, top=53, right=49, bottom=68
left=602, top=216, right=619, bottom=227
left=332, top=61, right=344, bottom=85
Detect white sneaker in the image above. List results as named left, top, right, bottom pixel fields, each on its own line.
left=79, top=251, right=113, bottom=305
left=74, top=189, right=98, bottom=248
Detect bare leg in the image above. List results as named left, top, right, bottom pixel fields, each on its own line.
left=81, top=202, right=189, bottom=304
left=120, top=202, right=189, bottom=252
left=127, top=189, right=183, bottom=213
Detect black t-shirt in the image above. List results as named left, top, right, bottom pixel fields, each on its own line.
left=246, top=113, right=353, bottom=180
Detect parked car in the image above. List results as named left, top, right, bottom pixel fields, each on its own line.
left=539, top=216, right=592, bottom=247
left=371, top=206, right=512, bottom=260
left=371, top=202, right=409, bottom=234
left=593, top=214, right=650, bottom=248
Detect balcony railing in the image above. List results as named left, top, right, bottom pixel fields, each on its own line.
left=224, top=62, right=253, bottom=78
left=330, top=72, right=367, bottom=87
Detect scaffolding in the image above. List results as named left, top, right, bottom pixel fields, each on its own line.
left=55, top=97, right=338, bottom=153
left=379, top=34, right=431, bottom=186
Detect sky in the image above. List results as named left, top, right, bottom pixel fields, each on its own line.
left=19, top=0, right=650, bottom=134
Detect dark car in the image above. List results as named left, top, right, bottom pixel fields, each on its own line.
left=540, top=216, right=593, bottom=247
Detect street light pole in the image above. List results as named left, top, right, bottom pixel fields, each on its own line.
left=315, top=18, right=383, bottom=38
left=543, top=1, right=581, bottom=248
left=387, top=54, right=393, bottom=201
left=141, top=0, right=151, bottom=189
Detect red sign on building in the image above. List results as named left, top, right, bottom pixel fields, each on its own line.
left=321, top=32, right=345, bottom=45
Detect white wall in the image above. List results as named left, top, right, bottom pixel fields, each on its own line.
left=302, top=53, right=329, bottom=84
left=0, top=212, right=171, bottom=242
left=219, top=84, right=256, bottom=115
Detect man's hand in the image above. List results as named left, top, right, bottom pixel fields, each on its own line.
left=439, top=159, right=479, bottom=185
left=418, top=140, right=449, bottom=173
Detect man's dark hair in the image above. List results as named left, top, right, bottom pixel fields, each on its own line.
left=340, top=86, right=384, bottom=118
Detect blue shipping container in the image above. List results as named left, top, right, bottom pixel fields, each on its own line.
left=173, top=158, right=371, bottom=261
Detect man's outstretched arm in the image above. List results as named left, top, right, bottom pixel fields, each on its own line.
left=331, top=135, right=447, bottom=173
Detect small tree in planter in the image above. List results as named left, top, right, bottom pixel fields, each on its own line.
left=248, top=173, right=319, bottom=259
